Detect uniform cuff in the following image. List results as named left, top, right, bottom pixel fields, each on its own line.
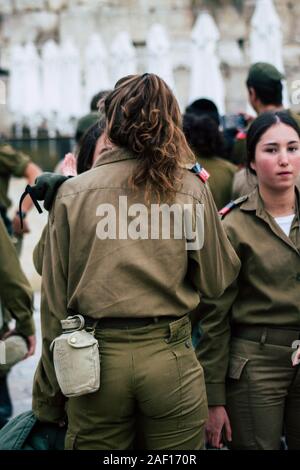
left=15, top=317, right=35, bottom=337
left=205, top=383, right=226, bottom=406
left=13, top=156, right=30, bottom=177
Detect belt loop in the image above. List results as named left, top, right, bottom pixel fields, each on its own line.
left=168, top=322, right=177, bottom=343
left=167, top=316, right=189, bottom=343
left=260, top=327, right=268, bottom=348
left=86, top=320, right=98, bottom=335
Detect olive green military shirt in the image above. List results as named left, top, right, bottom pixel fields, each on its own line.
left=196, top=155, right=237, bottom=210
left=0, top=143, right=30, bottom=209
left=196, top=186, right=300, bottom=406
left=32, top=147, right=240, bottom=423
left=0, top=218, right=34, bottom=337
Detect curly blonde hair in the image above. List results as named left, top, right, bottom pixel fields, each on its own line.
left=105, top=73, right=195, bottom=202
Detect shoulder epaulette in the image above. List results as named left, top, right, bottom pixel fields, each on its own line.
left=219, top=195, right=249, bottom=219
left=190, top=162, right=210, bottom=183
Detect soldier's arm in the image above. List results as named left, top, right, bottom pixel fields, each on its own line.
left=195, top=282, right=238, bottom=405
left=187, top=184, right=240, bottom=300
left=12, top=162, right=42, bottom=235
left=187, top=186, right=241, bottom=405
left=0, top=144, right=41, bottom=233
left=33, top=225, right=47, bottom=276
left=30, top=174, right=72, bottom=276
left=0, top=218, right=35, bottom=338
left=32, top=198, right=69, bottom=424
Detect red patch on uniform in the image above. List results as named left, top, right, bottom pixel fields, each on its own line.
left=236, top=131, right=247, bottom=140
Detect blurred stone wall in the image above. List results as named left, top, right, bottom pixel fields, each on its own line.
left=0, top=0, right=299, bottom=120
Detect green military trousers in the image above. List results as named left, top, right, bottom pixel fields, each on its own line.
left=226, top=336, right=300, bottom=450
left=65, top=315, right=208, bottom=450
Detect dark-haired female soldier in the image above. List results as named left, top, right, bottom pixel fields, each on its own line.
left=197, top=111, right=300, bottom=450
left=32, top=73, right=240, bottom=450
left=183, top=113, right=237, bottom=210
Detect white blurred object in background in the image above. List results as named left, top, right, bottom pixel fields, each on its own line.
left=59, top=38, right=82, bottom=134
left=249, top=0, right=289, bottom=107
left=84, top=34, right=111, bottom=111
left=189, top=12, right=225, bottom=115
left=23, top=42, right=42, bottom=135
left=110, top=31, right=137, bottom=85
left=41, top=39, right=62, bottom=131
left=146, top=23, right=176, bottom=92
left=9, top=45, right=26, bottom=129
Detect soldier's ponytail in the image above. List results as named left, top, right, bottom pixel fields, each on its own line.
left=105, top=73, right=195, bottom=202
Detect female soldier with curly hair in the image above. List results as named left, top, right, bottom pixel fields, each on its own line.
left=32, top=73, right=240, bottom=450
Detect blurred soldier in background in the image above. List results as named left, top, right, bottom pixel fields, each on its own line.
left=232, top=62, right=300, bottom=198
left=0, top=218, right=35, bottom=429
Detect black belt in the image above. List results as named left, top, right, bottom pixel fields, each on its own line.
left=84, top=315, right=179, bottom=329
left=232, top=325, right=300, bottom=348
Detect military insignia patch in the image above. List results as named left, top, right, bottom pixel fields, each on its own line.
left=191, top=162, right=210, bottom=183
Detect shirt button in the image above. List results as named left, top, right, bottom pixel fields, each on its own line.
left=185, top=340, right=191, bottom=349
left=70, top=337, right=77, bottom=344
left=296, top=273, right=300, bottom=282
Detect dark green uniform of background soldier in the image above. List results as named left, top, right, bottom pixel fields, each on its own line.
left=0, top=218, right=35, bottom=428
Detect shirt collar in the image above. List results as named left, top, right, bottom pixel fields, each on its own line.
left=240, top=185, right=300, bottom=216
left=239, top=185, right=300, bottom=253
left=94, top=147, right=137, bottom=168
left=93, top=147, right=196, bottom=170
left=239, top=186, right=260, bottom=212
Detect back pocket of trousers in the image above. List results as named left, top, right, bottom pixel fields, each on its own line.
left=227, top=354, right=249, bottom=380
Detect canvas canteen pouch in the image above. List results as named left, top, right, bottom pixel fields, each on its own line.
left=50, top=315, right=100, bottom=397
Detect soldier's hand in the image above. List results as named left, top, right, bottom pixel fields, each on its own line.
left=239, top=111, right=255, bottom=125
left=60, top=152, right=77, bottom=177
left=24, top=335, right=36, bottom=359
left=292, top=347, right=300, bottom=366
left=205, top=405, right=232, bottom=449
left=12, top=213, right=30, bottom=235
